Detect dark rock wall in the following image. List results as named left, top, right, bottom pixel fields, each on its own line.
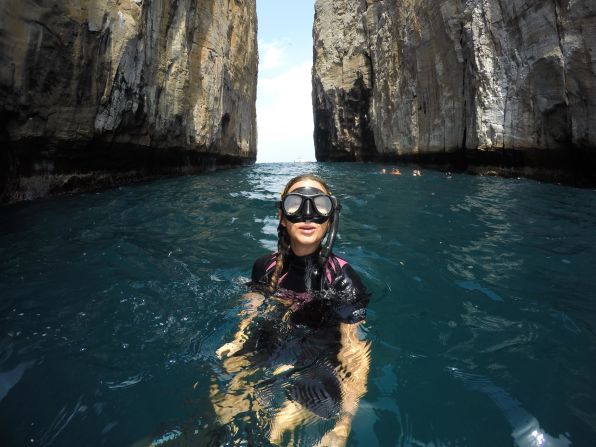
left=313, top=0, right=596, bottom=181
left=0, top=0, right=258, bottom=202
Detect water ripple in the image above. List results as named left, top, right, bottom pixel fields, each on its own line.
left=1, top=163, right=595, bottom=446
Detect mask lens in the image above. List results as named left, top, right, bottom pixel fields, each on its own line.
left=313, top=196, right=333, bottom=216
left=282, top=194, right=303, bottom=215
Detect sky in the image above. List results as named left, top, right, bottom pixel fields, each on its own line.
left=256, top=0, right=316, bottom=163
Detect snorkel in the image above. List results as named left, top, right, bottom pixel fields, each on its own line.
left=317, top=195, right=341, bottom=277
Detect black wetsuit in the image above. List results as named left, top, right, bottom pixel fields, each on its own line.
left=230, top=253, right=368, bottom=419
left=251, top=250, right=369, bottom=325
left=246, top=250, right=369, bottom=420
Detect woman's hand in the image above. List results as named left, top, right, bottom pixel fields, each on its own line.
left=331, top=274, right=359, bottom=299
left=315, top=424, right=349, bottom=447
left=216, top=293, right=264, bottom=360
left=216, top=341, right=243, bottom=359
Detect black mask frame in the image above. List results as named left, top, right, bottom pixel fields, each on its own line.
left=276, top=186, right=342, bottom=284
left=278, top=186, right=336, bottom=224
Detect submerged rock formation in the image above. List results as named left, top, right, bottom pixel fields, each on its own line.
left=0, top=0, right=257, bottom=203
left=313, top=0, right=596, bottom=182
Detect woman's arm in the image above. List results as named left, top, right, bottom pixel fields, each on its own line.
left=216, top=254, right=279, bottom=359
left=215, top=292, right=265, bottom=359
left=317, top=321, right=371, bottom=446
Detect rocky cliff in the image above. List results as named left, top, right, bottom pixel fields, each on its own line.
left=313, top=0, right=596, bottom=182
left=0, top=0, right=257, bottom=203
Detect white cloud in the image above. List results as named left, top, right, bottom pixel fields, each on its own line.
left=259, top=40, right=285, bottom=71
left=257, top=60, right=315, bottom=162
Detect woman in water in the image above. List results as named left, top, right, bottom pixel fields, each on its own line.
left=213, top=174, right=370, bottom=446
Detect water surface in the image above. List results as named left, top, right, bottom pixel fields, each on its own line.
left=1, top=163, right=595, bottom=446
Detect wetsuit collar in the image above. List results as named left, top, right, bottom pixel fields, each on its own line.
left=287, top=249, right=319, bottom=268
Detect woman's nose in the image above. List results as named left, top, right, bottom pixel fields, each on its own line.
left=302, top=199, right=315, bottom=217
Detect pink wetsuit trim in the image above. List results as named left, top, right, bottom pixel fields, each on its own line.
left=325, top=255, right=347, bottom=284
left=266, top=260, right=276, bottom=271
left=266, top=253, right=347, bottom=286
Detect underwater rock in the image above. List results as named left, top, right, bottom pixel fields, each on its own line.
left=312, top=0, right=596, bottom=183
left=0, top=0, right=257, bottom=202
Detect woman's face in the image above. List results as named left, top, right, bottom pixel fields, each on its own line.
left=281, top=179, right=331, bottom=256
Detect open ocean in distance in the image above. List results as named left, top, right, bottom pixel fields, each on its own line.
left=1, top=162, right=595, bottom=446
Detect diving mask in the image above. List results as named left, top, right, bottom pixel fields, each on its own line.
left=279, top=186, right=337, bottom=223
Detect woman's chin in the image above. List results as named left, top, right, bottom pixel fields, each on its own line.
left=297, top=228, right=317, bottom=237
left=293, top=237, right=322, bottom=253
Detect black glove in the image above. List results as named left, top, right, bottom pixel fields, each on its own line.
left=329, top=274, right=358, bottom=301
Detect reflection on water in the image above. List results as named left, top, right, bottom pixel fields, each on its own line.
left=448, top=178, right=523, bottom=285
left=210, top=292, right=371, bottom=446
left=0, top=360, right=34, bottom=401
left=1, top=163, right=595, bottom=446
left=449, top=367, right=571, bottom=447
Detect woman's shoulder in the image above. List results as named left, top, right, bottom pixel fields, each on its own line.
left=251, top=252, right=278, bottom=283
left=253, top=252, right=277, bottom=270
left=325, top=253, right=352, bottom=277
left=326, top=253, right=367, bottom=293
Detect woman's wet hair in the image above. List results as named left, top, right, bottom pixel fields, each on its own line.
left=267, top=174, right=331, bottom=296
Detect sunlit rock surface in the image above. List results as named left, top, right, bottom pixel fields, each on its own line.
left=0, top=0, right=257, bottom=202
left=313, top=0, right=596, bottom=182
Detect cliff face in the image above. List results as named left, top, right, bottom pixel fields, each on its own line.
left=312, top=1, right=374, bottom=161
left=313, top=0, right=596, bottom=179
left=0, top=0, right=257, bottom=202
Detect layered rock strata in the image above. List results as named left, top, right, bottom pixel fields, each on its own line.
left=313, top=0, right=596, bottom=182
left=0, top=0, right=257, bottom=203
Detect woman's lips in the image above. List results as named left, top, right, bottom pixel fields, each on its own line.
left=297, top=224, right=316, bottom=235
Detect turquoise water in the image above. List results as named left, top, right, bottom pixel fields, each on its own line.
left=1, top=162, right=595, bottom=446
